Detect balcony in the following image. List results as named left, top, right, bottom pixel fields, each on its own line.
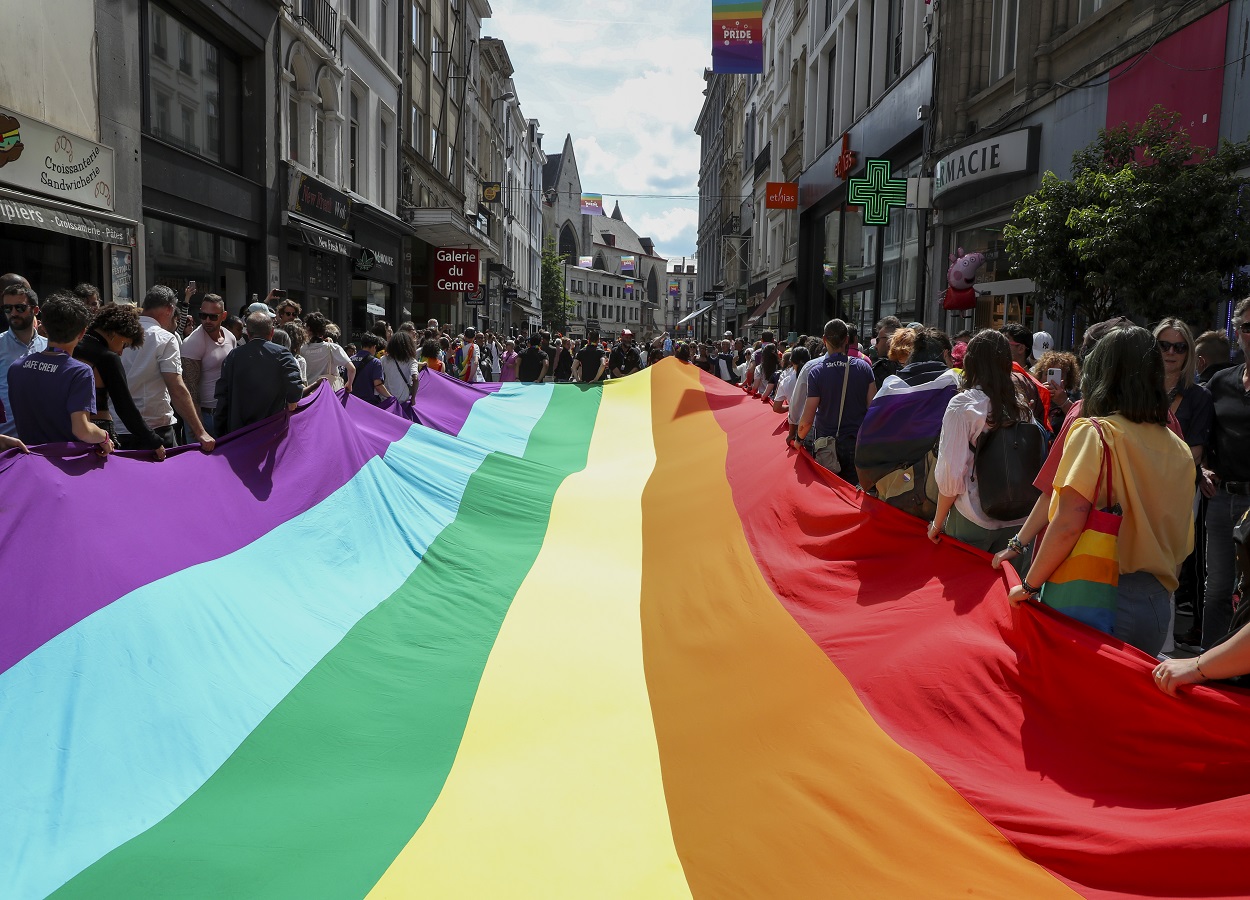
left=295, top=0, right=338, bottom=53
left=753, top=142, right=771, bottom=181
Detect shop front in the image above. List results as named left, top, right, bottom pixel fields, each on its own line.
left=796, top=56, right=932, bottom=337
left=348, top=215, right=403, bottom=339
left=282, top=165, right=354, bottom=327
left=931, top=127, right=1044, bottom=338
left=0, top=107, right=138, bottom=306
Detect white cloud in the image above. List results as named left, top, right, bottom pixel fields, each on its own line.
left=488, top=0, right=708, bottom=259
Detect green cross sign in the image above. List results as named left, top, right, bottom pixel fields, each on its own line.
left=847, top=158, right=908, bottom=226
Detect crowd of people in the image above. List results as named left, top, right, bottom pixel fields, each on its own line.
left=3, top=269, right=1249, bottom=695
left=722, top=309, right=1250, bottom=697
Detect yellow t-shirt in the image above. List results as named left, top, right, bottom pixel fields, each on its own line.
left=1050, top=416, right=1195, bottom=592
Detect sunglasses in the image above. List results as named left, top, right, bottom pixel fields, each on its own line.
left=278, top=309, right=296, bottom=318
left=1157, top=340, right=1188, bottom=354
left=3, top=303, right=30, bottom=314
left=199, top=311, right=221, bottom=321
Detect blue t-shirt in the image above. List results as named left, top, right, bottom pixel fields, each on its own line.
left=0, top=328, right=48, bottom=437
left=7, top=349, right=96, bottom=444
left=350, top=353, right=385, bottom=404
left=806, top=352, right=874, bottom=441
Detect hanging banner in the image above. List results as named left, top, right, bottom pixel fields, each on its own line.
left=578, top=256, right=594, bottom=268
left=580, top=193, right=604, bottom=216
left=668, top=279, right=681, bottom=298
left=712, top=1, right=764, bottom=74
left=620, top=255, right=636, bottom=273
left=624, top=282, right=634, bottom=298
left=765, top=182, right=798, bottom=209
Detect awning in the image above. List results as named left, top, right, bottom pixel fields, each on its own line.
left=747, top=278, right=793, bottom=326
left=404, top=207, right=495, bottom=251
left=677, top=303, right=717, bottom=326
left=288, top=214, right=359, bottom=258
left=973, top=278, right=1036, bottom=296
left=0, top=187, right=137, bottom=246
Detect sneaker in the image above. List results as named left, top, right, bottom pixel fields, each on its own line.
left=1174, top=628, right=1203, bottom=651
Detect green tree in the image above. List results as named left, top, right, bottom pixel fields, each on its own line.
left=540, top=236, right=575, bottom=332
left=1004, top=107, right=1250, bottom=324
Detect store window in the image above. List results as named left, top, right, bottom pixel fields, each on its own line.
left=952, top=221, right=1037, bottom=331
left=145, top=2, right=240, bottom=168
left=143, top=215, right=215, bottom=300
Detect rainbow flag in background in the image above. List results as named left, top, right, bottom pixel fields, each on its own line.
left=580, top=193, right=604, bottom=216
left=712, top=0, right=763, bottom=74
left=4, top=362, right=1250, bottom=898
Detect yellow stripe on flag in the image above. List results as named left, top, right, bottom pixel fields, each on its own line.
left=367, top=371, right=690, bottom=899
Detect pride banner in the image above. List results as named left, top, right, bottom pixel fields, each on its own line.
left=4, top=364, right=1250, bottom=898
left=580, top=193, right=604, bottom=216
left=712, top=1, right=763, bottom=74
left=668, top=278, right=681, bottom=297
left=578, top=255, right=594, bottom=268
left=624, top=282, right=634, bottom=297
left=621, top=255, right=636, bottom=272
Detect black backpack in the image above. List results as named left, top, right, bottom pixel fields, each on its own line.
left=972, top=420, right=1046, bottom=520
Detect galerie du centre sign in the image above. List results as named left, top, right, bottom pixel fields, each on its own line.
left=433, top=248, right=481, bottom=293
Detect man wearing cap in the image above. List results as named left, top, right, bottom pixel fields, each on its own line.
left=1000, top=323, right=1051, bottom=432
left=610, top=329, right=642, bottom=378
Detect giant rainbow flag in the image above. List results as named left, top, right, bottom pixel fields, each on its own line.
left=4, top=360, right=1250, bottom=898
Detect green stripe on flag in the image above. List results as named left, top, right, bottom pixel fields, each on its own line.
left=53, top=386, right=603, bottom=900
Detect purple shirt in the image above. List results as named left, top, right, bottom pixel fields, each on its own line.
left=7, top=350, right=96, bottom=444
left=350, top=354, right=385, bottom=405
left=806, top=352, right=875, bottom=441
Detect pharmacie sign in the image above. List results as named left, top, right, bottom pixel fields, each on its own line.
left=932, top=127, right=1040, bottom=206
left=0, top=105, right=116, bottom=211
left=433, top=248, right=481, bottom=292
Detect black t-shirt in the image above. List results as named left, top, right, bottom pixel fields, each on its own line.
left=609, top=343, right=641, bottom=377
left=552, top=345, right=573, bottom=381
left=576, top=345, right=605, bottom=382
left=1208, top=364, right=1250, bottom=482
left=517, top=346, right=548, bottom=382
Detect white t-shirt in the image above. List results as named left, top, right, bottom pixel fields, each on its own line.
left=301, top=341, right=352, bottom=388
left=117, top=316, right=182, bottom=433
left=935, top=388, right=1029, bottom=530
left=382, top=355, right=420, bottom=402
left=788, top=353, right=825, bottom=426
left=180, top=325, right=237, bottom=409
left=776, top=368, right=797, bottom=405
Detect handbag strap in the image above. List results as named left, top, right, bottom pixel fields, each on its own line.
left=1087, top=418, right=1114, bottom=509
left=834, top=355, right=851, bottom=435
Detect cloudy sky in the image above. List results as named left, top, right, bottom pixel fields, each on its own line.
left=487, top=1, right=708, bottom=264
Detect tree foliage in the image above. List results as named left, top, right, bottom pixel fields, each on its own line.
left=540, top=236, right=575, bottom=333
left=1004, top=107, right=1250, bottom=324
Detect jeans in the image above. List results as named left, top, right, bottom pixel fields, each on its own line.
left=1115, top=571, right=1172, bottom=656
left=945, top=506, right=1016, bottom=554
left=1202, top=492, right=1250, bottom=647
left=199, top=408, right=216, bottom=438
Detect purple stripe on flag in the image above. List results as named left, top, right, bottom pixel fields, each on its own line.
left=0, top=384, right=410, bottom=675
left=408, top=368, right=502, bottom=435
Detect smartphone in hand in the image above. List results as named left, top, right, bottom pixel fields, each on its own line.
left=1047, top=367, right=1062, bottom=388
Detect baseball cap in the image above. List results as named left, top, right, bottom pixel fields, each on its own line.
left=622, top=328, right=633, bottom=337
left=246, top=301, right=274, bottom=316
left=1033, top=331, right=1054, bottom=358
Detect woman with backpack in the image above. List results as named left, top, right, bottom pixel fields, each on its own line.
left=928, top=330, right=1040, bottom=553
left=1007, top=326, right=1196, bottom=655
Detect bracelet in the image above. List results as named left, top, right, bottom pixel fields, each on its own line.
left=1195, top=655, right=1210, bottom=680
left=1019, top=579, right=1042, bottom=596
left=1007, top=535, right=1026, bottom=554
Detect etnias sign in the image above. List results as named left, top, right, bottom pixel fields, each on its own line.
left=765, top=182, right=798, bottom=209
left=932, top=127, right=1040, bottom=205
left=0, top=105, right=116, bottom=211
left=433, top=248, right=481, bottom=292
